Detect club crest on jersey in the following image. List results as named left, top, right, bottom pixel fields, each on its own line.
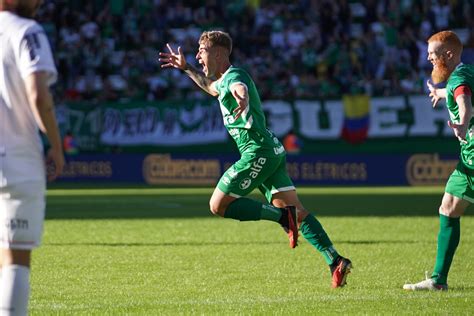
left=239, top=178, right=252, bottom=190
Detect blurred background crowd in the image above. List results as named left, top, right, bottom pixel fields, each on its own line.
left=37, top=0, right=473, bottom=103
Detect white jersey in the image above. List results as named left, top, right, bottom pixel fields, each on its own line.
left=0, top=11, right=57, bottom=186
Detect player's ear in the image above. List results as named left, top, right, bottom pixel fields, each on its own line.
left=445, top=50, right=454, bottom=59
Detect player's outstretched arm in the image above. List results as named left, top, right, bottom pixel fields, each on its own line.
left=25, top=71, right=65, bottom=181
left=159, top=44, right=217, bottom=97
left=427, top=80, right=446, bottom=107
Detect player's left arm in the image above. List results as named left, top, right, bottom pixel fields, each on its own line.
left=230, top=82, right=249, bottom=120
left=24, top=71, right=65, bottom=181
left=447, top=85, right=472, bottom=144
left=17, top=25, right=64, bottom=180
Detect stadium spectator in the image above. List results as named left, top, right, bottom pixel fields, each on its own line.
left=33, top=0, right=471, bottom=102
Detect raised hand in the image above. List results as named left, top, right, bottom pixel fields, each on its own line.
left=427, top=80, right=443, bottom=108
left=159, top=43, right=187, bottom=70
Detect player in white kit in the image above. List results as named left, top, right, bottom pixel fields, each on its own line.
left=0, top=0, right=64, bottom=315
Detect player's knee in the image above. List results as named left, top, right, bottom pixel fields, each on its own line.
left=439, top=203, right=460, bottom=217
left=439, top=201, right=458, bottom=217
left=1, top=249, right=31, bottom=267
left=439, top=204, right=450, bottom=216
left=209, top=200, right=225, bottom=217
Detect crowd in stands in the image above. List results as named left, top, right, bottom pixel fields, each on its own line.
left=37, top=0, right=474, bottom=103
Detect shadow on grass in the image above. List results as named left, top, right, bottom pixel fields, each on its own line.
left=45, top=193, right=474, bottom=220
left=44, top=239, right=426, bottom=247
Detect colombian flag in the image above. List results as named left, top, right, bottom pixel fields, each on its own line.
left=341, top=95, right=370, bottom=144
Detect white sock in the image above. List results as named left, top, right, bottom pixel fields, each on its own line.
left=0, top=265, right=30, bottom=316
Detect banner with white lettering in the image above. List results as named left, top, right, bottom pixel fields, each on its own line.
left=60, top=95, right=452, bottom=150
left=262, top=95, right=450, bottom=139
left=100, top=100, right=227, bottom=145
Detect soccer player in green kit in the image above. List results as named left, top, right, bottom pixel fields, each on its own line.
left=159, top=30, right=352, bottom=288
left=404, top=30, right=473, bottom=291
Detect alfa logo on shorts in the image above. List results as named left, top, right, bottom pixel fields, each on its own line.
left=239, top=178, right=252, bottom=190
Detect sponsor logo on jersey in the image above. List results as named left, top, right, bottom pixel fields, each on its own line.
left=249, top=157, right=267, bottom=179
left=229, top=128, right=240, bottom=138
left=228, top=168, right=238, bottom=179
left=274, top=145, right=285, bottom=155
left=224, top=115, right=235, bottom=125
left=21, top=32, right=42, bottom=62
left=222, top=176, right=230, bottom=185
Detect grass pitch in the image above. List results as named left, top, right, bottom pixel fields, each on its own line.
left=30, top=186, right=474, bottom=315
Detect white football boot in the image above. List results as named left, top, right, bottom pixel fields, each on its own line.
left=403, top=272, right=448, bottom=291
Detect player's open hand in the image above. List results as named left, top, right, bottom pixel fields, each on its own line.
left=159, top=44, right=187, bottom=70
left=427, top=80, right=442, bottom=108
left=46, top=146, right=64, bottom=181
left=447, top=120, right=468, bottom=144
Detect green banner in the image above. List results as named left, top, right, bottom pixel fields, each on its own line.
left=59, top=95, right=456, bottom=154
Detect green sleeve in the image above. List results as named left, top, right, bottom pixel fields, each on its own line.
left=447, top=68, right=471, bottom=96
left=226, top=70, right=250, bottom=92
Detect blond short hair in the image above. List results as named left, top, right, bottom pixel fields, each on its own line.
left=199, top=31, right=232, bottom=54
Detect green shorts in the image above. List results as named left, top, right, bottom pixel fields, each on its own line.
left=445, top=162, right=474, bottom=203
left=217, top=154, right=295, bottom=202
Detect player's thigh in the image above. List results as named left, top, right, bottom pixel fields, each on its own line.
left=0, top=181, right=45, bottom=251
left=439, top=192, right=469, bottom=217
left=217, top=155, right=281, bottom=198
left=444, top=167, right=473, bottom=216
left=258, top=157, right=295, bottom=203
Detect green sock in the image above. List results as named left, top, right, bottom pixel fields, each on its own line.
left=224, top=198, right=282, bottom=222
left=260, top=204, right=283, bottom=222
left=431, top=214, right=460, bottom=285
left=300, top=214, right=339, bottom=265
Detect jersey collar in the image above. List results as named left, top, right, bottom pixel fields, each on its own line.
left=216, top=65, right=234, bottom=86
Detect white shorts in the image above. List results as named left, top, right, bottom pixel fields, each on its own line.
left=0, top=181, right=45, bottom=250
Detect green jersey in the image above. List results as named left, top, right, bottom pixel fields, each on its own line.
left=446, top=63, right=474, bottom=170
left=213, top=66, right=285, bottom=157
